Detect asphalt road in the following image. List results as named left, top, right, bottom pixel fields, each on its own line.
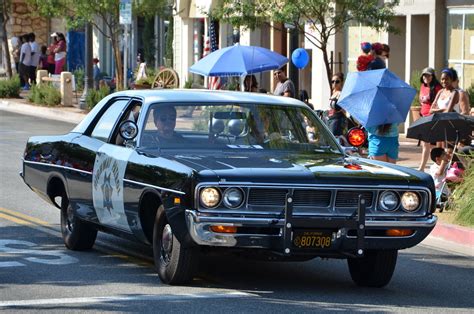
left=0, top=111, right=473, bottom=313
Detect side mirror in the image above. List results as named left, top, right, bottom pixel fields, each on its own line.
left=119, top=120, right=138, bottom=141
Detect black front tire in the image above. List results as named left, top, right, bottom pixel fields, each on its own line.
left=153, top=205, right=198, bottom=285
left=347, top=249, right=398, bottom=287
left=60, top=194, right=97, bottom=250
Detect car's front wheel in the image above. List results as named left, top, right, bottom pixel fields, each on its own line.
left=347, top=249, right=398, bottom=287
left=60, top=194, right=97, bottom=250
left=153, top=205, right=198, bottom=285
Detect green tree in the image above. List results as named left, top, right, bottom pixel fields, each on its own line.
left=212, top=0, right=399, bottom=91
left=27, top=0, right=169, bottom=90
left=1, top=0, right=13, bottom=78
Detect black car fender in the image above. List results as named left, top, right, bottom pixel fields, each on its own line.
left=137, top=188, right=195, bottom=247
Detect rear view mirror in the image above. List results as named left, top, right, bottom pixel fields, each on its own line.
left=119, top=121, right=138, bottom=140
left=213, top=111, right=247, bottom=119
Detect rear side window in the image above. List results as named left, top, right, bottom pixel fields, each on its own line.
left=90, top=99, right=130, bottom=142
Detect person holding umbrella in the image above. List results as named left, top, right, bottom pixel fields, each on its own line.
left=417, top=67, right=442, bottom=171
left=366, top=123, right=400, bottom=164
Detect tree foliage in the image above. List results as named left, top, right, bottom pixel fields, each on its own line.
left=212, top=0, right=399, bottom=91
left=26, top=0, right=169, bottom=90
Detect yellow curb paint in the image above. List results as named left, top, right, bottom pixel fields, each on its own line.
left=0, top=207, right=50, bottom=226
left=0, top=212, right=33, bottom=226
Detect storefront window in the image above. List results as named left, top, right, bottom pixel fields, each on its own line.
left=447, top=9, right=474, bottom=89
left=447, top=14, right=463, bottom=61
left=464, top=14, right=474, bottom=61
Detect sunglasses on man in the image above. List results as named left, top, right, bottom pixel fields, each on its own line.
left=331, top=80, right=341, bottom=84
left=158, top=115, right=176, bottom=122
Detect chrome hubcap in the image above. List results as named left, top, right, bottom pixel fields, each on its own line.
left=161, top=224, right=173, bottom=265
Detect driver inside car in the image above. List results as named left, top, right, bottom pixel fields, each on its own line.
left=153, top=105, right=185, bottom=144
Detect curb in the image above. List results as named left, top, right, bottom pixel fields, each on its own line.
left=1, top=99, right=86, bottom=124
left=1, top=97, right=473, bottom=256
left=429, top=221, right=474, bottom=247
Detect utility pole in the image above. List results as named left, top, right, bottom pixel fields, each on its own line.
left=289, top=27, right=299, bottom=98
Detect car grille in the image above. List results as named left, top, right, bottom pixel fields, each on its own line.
left=247, top=188, right=373, bottom=214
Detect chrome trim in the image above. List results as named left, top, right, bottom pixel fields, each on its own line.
left=185, top=210, right=280, bottom=247
left=185, top=210, right=437, bottom=247
left=23, top=159, right=92, bottom=176
left=364, top=216, right=437, bottom=228
left=123, top=178, right=186, bottom=195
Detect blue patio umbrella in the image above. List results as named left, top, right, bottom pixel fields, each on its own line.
left=338, top=69, right=416, bottom=128
left=189, top=44, right=288, bottom=77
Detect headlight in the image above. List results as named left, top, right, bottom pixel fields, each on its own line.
left=401, top=192, right=420, bottom=212
left=223, top=188, right=244, bottom=208
left=379, top=191, right=399, bottom=211
left=200, top=187, right=221, bottom=208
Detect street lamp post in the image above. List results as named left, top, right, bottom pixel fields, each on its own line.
left=79, top=23, right=93, bottom=109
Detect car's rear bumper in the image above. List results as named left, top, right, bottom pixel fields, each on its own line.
left=185, top=210, right=437, bottom=256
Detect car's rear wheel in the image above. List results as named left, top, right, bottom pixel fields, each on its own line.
left=60, top=194, right=97, bottom=250
left=153, top=205, right=198, bottom=285
left=347, top=249, right=398, bottom=287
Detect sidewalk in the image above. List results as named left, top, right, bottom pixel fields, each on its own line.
left=0, top=96, right=472, bottom=257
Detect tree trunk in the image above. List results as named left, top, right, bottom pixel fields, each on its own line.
left=1, top=4, right=12, bottom=78
left=111, top=35, right=124, bottom=90
left=321, top=45, right=332, bottom=92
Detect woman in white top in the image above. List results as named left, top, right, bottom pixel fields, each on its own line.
left=430, top=68, right=459, bottom=114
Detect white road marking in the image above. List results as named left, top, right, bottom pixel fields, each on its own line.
left=0, top=261, right=25, bottom=267
left=0, top=239, right=78, bottom=266
left=0, top=291, right=255, bottom=308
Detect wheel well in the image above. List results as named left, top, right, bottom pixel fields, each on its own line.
left=139, top=191, right=162, bottom=244
left=47, top=177, right=66, bottom=209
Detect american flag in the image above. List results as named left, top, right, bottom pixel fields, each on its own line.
left=206, top=19, right=222, bottom=90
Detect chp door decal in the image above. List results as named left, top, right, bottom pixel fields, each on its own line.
left=92, top=145, right=133, bottom=232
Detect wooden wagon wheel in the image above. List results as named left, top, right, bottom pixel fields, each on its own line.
left=152, top=68, right=180, bottom=89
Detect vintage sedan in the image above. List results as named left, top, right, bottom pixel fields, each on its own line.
left=21, top=89, right=437, bottom=287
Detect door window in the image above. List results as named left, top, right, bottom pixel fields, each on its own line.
left=91, top=99, right=130, bottom=142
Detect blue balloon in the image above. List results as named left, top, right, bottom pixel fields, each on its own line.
left=291, top=48, right=309, bottom=69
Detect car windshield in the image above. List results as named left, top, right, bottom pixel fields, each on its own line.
left=139, top=102, right=341, bottom=154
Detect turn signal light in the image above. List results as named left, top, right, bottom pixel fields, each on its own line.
left=210, top=225, right=238, bottom=233
left=386, top=229, right=414, bottom=237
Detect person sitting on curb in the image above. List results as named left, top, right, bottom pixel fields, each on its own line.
left=429, top=147, right=450, bottom=198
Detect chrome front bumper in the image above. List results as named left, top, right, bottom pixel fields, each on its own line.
left=185, top=210, right=438, bottom=250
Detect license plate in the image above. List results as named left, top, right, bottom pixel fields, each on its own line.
left=293, top=230, right=333, bottom=249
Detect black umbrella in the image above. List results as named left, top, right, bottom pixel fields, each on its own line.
left=407, top=112, right=473, bottom=143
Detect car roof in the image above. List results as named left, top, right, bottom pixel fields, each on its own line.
left=113, top=89, right=306, bottom=107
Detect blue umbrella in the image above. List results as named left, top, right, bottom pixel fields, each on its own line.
left=189, top=44, right=288, bottom=77
left=338, top=69, right=416, bottom=128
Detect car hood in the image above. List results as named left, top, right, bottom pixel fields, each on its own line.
left=163, top=151, right=426, bottom=186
